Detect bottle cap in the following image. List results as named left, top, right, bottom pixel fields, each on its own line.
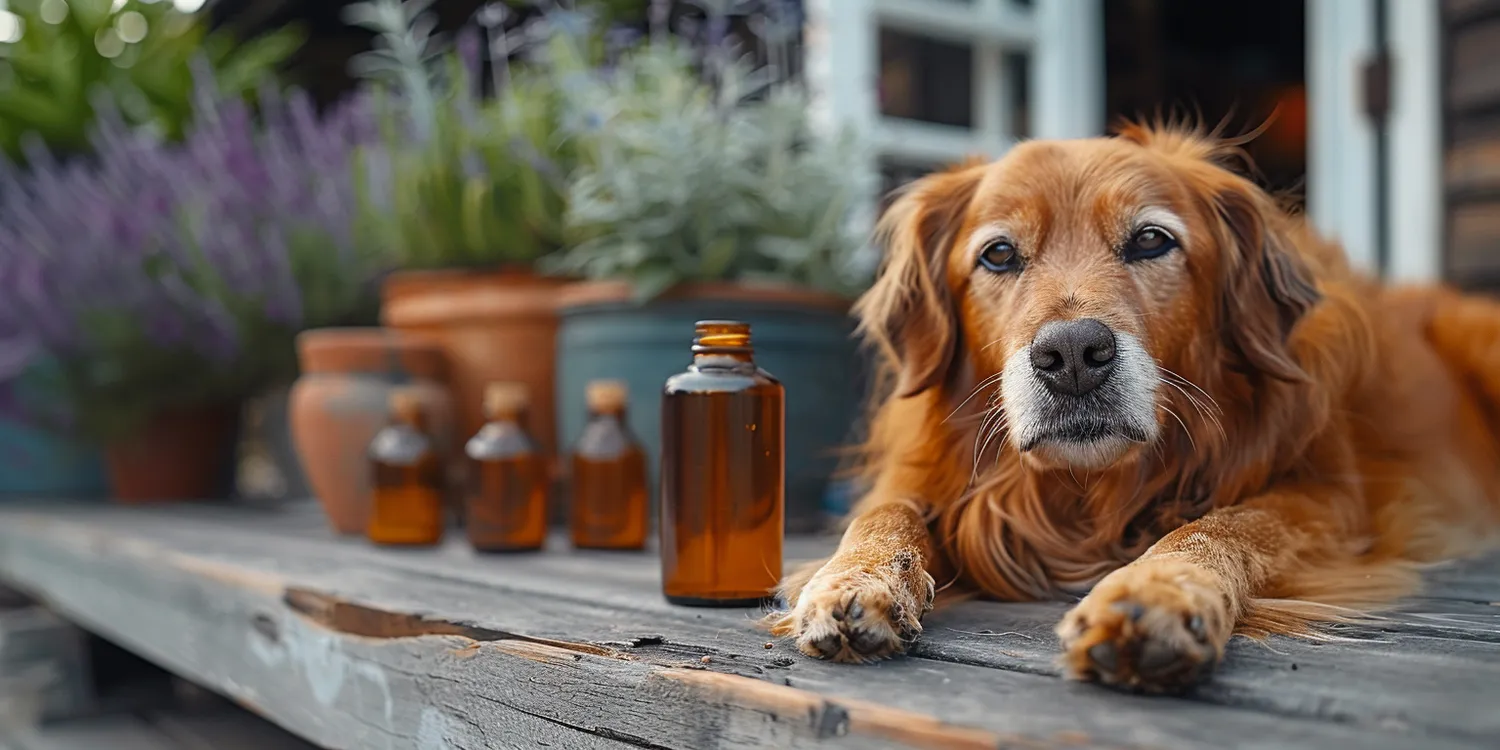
left=585, top=380, right=628, bottom=412
left=388, top=388, right=424, bottom=423
left=483, top=381, right=529, bottom=418
left=693, top=320, right=751, bottom=351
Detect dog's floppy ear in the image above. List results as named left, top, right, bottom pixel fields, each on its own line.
left=1213, top=185, right=1321, bottom=382
left=854, top=161, right=985, bottom=398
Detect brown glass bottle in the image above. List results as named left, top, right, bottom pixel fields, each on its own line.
left=465, top=382, right=549, bottom=552
left=570, top=380, right=649, bottom=550
left=367, top=389, right=446, bottom=546
left=660, top=321, right=784, bottom=606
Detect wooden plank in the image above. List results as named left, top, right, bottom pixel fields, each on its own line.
left=0, top=505, right=1496, bottom=749
left=1446, top=201, right=1500, bottom=280
left=1446, top=140, right=1500, bottom=195
left=1447, top=17, right=1500, bottom=112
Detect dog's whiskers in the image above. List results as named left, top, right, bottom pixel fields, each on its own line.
left=945, top=371, right=1005, bottom=424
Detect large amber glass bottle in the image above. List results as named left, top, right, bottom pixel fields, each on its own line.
left=367, top=389, right=445, bottom=546
left=570, top=380, right=649, bottom=550
left=660, top=321, right=784, bottom=606
left=465, top=382, right=549, bottom=552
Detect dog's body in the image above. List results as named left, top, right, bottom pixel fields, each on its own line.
left=768, top=125, right=1500, bottom=692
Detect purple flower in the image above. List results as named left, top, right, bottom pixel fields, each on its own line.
left=0, top=76, right=386, bottom=436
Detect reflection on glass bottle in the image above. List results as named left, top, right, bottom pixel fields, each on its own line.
left=367, top=388, right=445, bottom=546
left=570, top=380, right=649, bottom=550
left=465, top=382, right=548, bottom=552
left=659, top=321, right=784, bottom=606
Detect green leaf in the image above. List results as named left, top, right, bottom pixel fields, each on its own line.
left=631, top=262, right=679, bottom=303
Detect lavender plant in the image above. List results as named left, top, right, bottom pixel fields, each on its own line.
left=0, top=81, right=386, bottom=441
left=543, top=0, right=873, bottom=300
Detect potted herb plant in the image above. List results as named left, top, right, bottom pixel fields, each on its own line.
left=0, top=83, right=385, bottom=503
left=348, top=0, right=593, bottom=457
left=545, top=8, right=874, bottom=532
left=0, top=0, right=303, bottom=499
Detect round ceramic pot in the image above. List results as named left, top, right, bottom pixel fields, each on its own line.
left=289, top=328, right=455, bottom=535
left=106, top=404, right=240, bottom=503
left=555, top=281, right=862, bottom=533
left=380, top=269, right=566, bottom=461
left=0, top=360, right=108, bottom=498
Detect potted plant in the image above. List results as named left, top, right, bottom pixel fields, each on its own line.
left=0, top=0, right=303, bottom=499
left=347, top=0, right=595, bottom=457
left=0, top=82, right=386, bottom=503
left=544, top=7, right=874, bottom=532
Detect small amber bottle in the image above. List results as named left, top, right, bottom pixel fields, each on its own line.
left=570, top=380, right=649, bottom=550
left=465, top=382, right=549, bottom=552
left=367, top=389, right=446, bottom=546
left=660, top=321, right=785, bottom=606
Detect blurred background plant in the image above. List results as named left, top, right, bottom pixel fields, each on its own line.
left=545, top=0, right=871, bottom=300
left=346, top=0, right=609, bottom=271
left=0, top=0, right=305, bottom=164
left=0, top=78, right=385, bottom=441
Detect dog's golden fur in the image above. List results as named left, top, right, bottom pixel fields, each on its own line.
left=767, top=124, right=1500, bottom=692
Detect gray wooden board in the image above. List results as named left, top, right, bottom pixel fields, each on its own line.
left=0, top=503, right=1495, bottom=749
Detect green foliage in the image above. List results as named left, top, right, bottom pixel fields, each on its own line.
left=0, top=0, right=304, bottom=163
left=349, top=0, right=592, bottom=270
left=545, top=41, right=872, bottom=301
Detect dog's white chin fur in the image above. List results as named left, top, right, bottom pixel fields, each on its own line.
left=1025, top=436, right=1141, bottom=471
left=1000, top=331, right=1160, bottom=472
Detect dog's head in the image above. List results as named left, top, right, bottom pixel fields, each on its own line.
left=855, top=125, right=1320, bottom=472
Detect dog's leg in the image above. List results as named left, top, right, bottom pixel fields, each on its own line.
left=1056, top=486, right=1351, bottom=693
left=766, top=497, right=938, bottom=663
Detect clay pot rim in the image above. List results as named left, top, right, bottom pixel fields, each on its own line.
left=296, top=327, right=444, bottom=351
left=381, top=267, right=571, bottom=293
left=381, top=268, right=569, bottom=327
left=557, top=280, right=853, bottom=314
left=296, top=327, right=447, bottom=378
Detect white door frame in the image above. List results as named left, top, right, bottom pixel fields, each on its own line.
left=1307, top=0, right=1442, bottom=282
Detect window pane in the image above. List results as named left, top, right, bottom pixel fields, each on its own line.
left=879, top=28, right=974, bottom=128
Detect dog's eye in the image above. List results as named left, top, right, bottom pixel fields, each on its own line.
left=977, top=240, right=1022, bottom=273
left=1123, top=226, right=1179, bottom=262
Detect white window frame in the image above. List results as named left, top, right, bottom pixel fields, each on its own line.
left=803, top=0, right=1103, bottom=218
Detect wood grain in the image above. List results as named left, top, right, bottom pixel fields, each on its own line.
left=0, top=502, right=1495, bottom=749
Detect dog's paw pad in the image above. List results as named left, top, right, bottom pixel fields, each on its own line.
left=773, top=568, right=928, bottom=664
left=1057, top=564, right=1227, bottom=693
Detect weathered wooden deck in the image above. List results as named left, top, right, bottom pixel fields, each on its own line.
left=0, top=501, right=1494, bottom=750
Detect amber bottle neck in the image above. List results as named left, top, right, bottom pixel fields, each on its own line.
left=589, top=405, right=628, bottom=421
left=691, top=322, right=754, bottom=368
left=485, top=408, right=525, bottom=425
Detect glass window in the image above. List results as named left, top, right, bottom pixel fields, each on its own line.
left=879, top=28, right=975, bottom=128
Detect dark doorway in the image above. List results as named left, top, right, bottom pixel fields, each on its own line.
left=1105, top=0, right=1307, bottom=200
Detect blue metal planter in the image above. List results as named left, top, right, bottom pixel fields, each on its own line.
left=556, top=282, right=864, bottom=533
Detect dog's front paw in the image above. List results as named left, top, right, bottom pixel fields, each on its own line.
left=769, top=559, right=935, bottom=664
left=1056, top=560, right=1231, bottom=693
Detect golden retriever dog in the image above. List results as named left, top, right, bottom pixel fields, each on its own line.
left=767, top=123, right=1500, bottom=693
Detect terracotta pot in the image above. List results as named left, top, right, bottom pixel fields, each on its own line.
left=381, top=269, right=565, bottom=458
left=555, top=281, right=863, bottom=534
left=289, top=328, right=456, bottom=535
left=106, top=405, right=240, bottom=503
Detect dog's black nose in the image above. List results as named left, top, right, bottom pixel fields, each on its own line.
left=1030, top=318, right=1118, bottom=396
